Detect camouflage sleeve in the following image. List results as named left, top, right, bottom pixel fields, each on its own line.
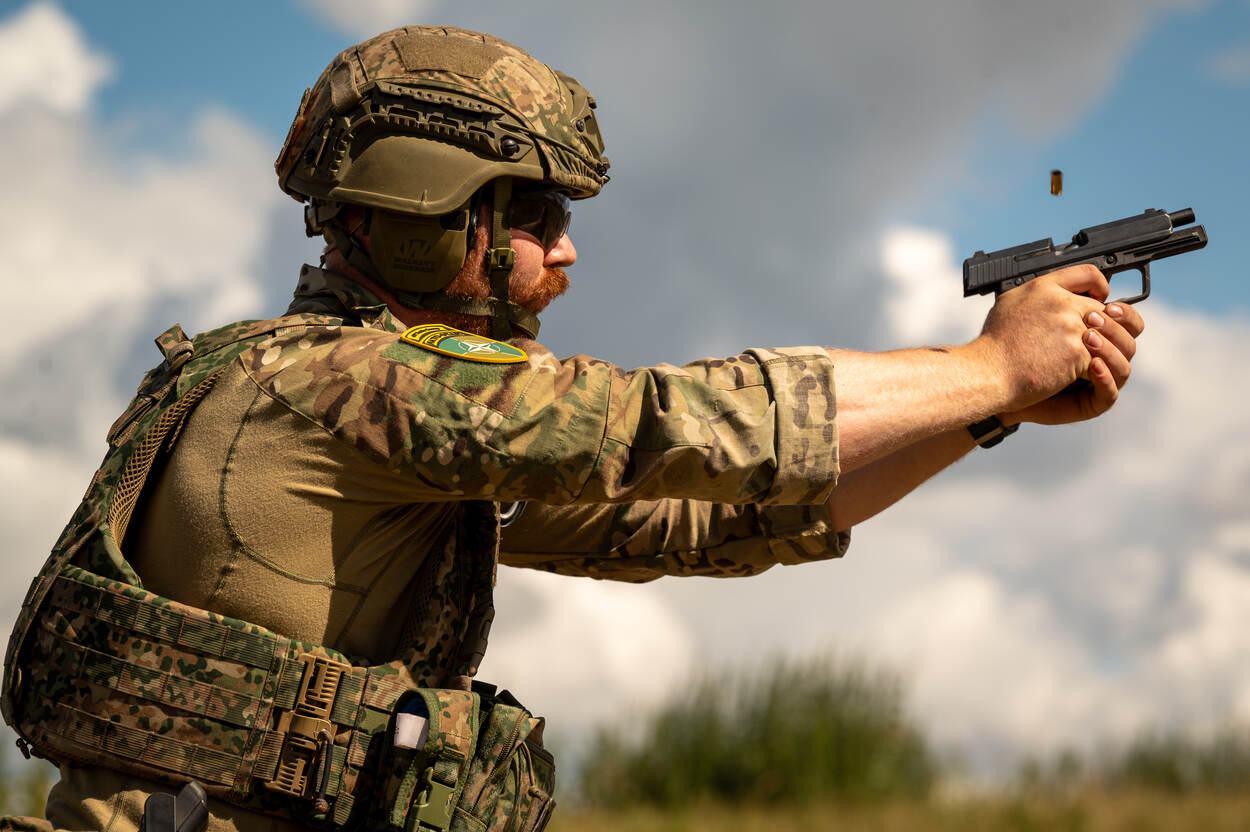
left=500, top=500, right=850, bottom=582
left=243, top=328, right=839, bottom=506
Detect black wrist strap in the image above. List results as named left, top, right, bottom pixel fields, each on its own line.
left=967, top=415, right=1019, bottom=448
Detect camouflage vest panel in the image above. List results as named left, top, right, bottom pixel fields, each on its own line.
left=0, top=315, right=504, bottom=828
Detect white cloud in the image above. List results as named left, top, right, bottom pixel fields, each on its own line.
left=1, top=108, right=272, bottom=373
left=0, top=8, right=282, bottom=622
left=1146, top=553, right=1250, bottom=727
left=0, top=438, right=95, bottom=611
left=299, top=0, right=440, bottom=37
left=881, top=226, right=992, bottom=345
left=869, top=570, right=1144, bottom=757
left=0, top=1, right=112, bottom=116
left=480, top=569, right=693, bottom=740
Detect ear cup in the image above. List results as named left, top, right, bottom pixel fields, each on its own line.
left=368, top=209, right=470, bottom=292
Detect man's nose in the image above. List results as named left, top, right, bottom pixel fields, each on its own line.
left=544, top=234, right=576, bottom=267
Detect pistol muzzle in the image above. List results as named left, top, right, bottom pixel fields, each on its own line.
left=1168, top=208, right=1196, bottom=227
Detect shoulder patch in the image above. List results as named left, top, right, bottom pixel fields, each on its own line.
left=399, top=324, right=528, bottom=364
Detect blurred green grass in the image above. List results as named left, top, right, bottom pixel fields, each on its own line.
left=580, top=654, right=935, bottom=807
left=0, top=754, right=53, bottom=819
left=549, top=792, right=1250, bottom=832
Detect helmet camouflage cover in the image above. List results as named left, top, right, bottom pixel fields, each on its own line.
left=276, top=26, right=610, bottom=217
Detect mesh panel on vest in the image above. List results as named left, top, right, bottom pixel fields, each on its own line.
left=108, top=370, right=223, bottom=546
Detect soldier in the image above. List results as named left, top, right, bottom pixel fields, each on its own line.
left=1, top=25, right=1141, bottom=832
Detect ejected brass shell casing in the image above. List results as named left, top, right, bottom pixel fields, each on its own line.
left=1050, top=169, right=1063, bottom=196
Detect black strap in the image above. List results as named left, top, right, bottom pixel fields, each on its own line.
left=967, top=415, right=1019, bottom=448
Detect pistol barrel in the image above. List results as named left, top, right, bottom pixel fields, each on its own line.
left=1168, top=208, right=1195, bottom=227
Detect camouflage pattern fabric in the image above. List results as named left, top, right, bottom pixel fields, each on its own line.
left=3, top=265, right=845, bottom=832
left=502, top=500, right=848, bottom=582
left=245, top=273, right=840, bottom=508
left=277, top=26, right=609, bottom=214
left=0, top=298, right=511, bottom=828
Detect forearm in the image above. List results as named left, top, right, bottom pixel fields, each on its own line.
left=826, top=427, right=976, bottom=532
left=502, top=499, right=848, bottom=581
left=828, top=341, right=1007, bottom=473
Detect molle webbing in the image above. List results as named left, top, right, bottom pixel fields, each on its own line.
left=3, top=311, right=504, bottom=826
left=29, top=563, right=415, bottom=823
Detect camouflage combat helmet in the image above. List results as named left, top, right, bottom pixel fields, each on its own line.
left=276, top=26, right=610, bottom=339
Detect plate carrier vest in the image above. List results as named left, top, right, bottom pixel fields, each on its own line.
left=0, top=315, right=555, bottom=831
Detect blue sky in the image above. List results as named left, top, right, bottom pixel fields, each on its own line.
left=48, top=0, right=344, bottom=141
left=1, top=0, right=1248, bottom=779
left=913, top=0, right=1249, bottom=315
left=37, top=0, right=1250, bottom=315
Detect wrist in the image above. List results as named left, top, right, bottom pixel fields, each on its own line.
left=955, top=335, right=1015, bottom=415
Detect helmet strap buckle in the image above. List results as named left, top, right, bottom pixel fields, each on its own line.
left=487, top=247, right=516, bottom=272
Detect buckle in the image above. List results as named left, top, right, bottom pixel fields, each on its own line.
left=487, top=247, right=515, bottom=273
left=265, top=655, right=351, bottom=801
left=412, top=768, right=454, bottom=831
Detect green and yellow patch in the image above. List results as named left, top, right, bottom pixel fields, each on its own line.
left=399, top=324, right=528, bottom=364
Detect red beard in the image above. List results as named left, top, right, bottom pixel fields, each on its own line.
left=511, top=266, right=570, bottom=314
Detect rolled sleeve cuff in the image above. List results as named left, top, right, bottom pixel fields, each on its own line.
left=747, top=346, right=840, bottom=505
left=759, top=503, right=851, bottom=565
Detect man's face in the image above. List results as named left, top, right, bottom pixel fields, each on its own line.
left=506, top=223, right=576, bottom=314
left=335, top=190, right=577, bottom=318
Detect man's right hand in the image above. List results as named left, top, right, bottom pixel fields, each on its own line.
left=971, top=263, right=1144, bottom=423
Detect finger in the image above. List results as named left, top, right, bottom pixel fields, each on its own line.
left=1084, top=326, right=1132, bottom=388
left=1086, top=310, right=1137, bottom=361
left=1083, top=356, right=1119, bottom=418
left=1103, top=301, right=1145, bottom=337
left=1048, top=264, right=1110, bottom=301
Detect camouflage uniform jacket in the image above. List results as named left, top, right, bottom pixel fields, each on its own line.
left=127, top=265, right=849, bottom=664
left=37, top=265, right=848, bottom=832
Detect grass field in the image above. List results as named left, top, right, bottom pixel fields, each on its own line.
left=8, top=656, right=1250, bottom=829
left=549, top=791, right=1250, bottom=832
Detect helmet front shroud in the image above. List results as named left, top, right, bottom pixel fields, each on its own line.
left=275, top=27, right=610, bottom=339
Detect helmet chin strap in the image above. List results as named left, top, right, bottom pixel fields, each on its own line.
left=320, top=180, right=541, bottom=339
left=487, top=178, right=518, bottom=341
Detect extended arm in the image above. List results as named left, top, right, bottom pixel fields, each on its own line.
left=824, top=264, right=1145, bottom=531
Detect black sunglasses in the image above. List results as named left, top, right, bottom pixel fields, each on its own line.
left=505, top=189, right=572, bottom=251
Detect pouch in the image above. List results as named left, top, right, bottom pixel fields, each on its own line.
left=381, top=684, right=555, bottom=832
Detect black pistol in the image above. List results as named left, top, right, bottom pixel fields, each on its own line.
left=139, top=780, right=208, bottom=832
left=963, top=208, right=1207, bottom=304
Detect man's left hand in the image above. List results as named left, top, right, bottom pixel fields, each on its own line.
left=1004, top=300, right=1145, bottom=426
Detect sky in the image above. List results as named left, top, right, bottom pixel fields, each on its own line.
left=0, top=0, right=1247, bottom=781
